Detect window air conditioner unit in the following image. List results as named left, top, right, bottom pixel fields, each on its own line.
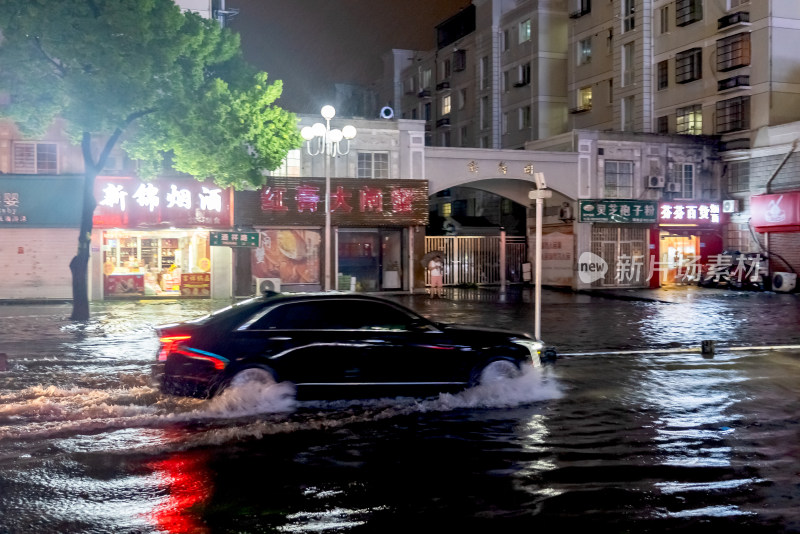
left=666, top=182, right=682, bottom=193
left=255, top=277, right=281, bottom=294
left=722, top=199, right=738, bottom=213
left=772, top=272, right=797, bottom=293
left=648, top=175, right=665, bottom=188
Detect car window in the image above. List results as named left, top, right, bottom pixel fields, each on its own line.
left=246, top=300, right=415, bottom=330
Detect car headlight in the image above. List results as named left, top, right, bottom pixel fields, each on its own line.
left=511, top=338, right=545, bottom=366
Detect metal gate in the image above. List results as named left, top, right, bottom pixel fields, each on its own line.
left=425, top=236, right=527, bottom=286
left=590, top=225, right=649, bottom=287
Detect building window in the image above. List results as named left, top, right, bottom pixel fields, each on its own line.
left=717, top=33, right=751, bottom=72
left=659, top=5, right=670, bottom=34
left=502, top=112, right=509, bottom=135
left=424, top=102, right=431, bottom=121
left=453, top=49, right=467, bottom=72
left=676, top=104, right=702, bottom=135
left=608, top=78, right=613, bottom=103
left=657, top=60, right=668, bottom=90
left=519, top=106, right=531, bottom=130
left=675, top=47, right=702, bottom=84
left=604, top=160, right=634, bottom=198
left=623, top=0, right=635, bottom=32
left=673, top=163, right=695, bottom=199
left=519, top=19, right=531, bottom=43
left=516, top=62, right=531, bottom=86
left=579, top=86, right=593, bottom=110
left=13, top=142, right=57, bottom=174
left=503, top=70, right=510, bottom=92
left=440, top=58, right=451, bottom=80
left=622, top=96, right=635, bottom=131
left=480, top=96, right=489, bottom=130
left=716, top=95, right=750, bottom=133
left=657, top=115, right=669, bottom=134
left=460, top=126, right=469, bottom=147
left=728, top=0, right=748, bottom=9
left=676, top=0, right=703, bottom=27
left=480, top=56, right=490, bottom=90
left=357, top=152, right=389, bottom=179
left=404, top=76, right=416, bottom=95
left=579, top=38, right=592, bottom=65
left=503, top=29, right=510, bottom=51
left=727, top=160, right=750, bottom=193
left=458, top=88, right=467, bottom=110
left=441, top=95, right=451, bottom=116
left=270, top=149, right=301, bottom=177
left=441, top=131, right=451, bottom=147
left=622, top=42, right=634, bottom=86
left=421, top=68, right=432, bottom=90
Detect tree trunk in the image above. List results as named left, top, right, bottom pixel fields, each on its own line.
left=70, top=169, right=97, bottom=320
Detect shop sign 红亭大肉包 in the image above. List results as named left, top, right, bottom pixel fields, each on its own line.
left=579, top=200, right=658, bottom=223
left=235, top=178, right=430, bottom=228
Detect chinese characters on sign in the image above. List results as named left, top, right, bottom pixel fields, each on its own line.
left=209, top=231, right=260, bottom=248
left=659, top=202, right=721, bottom=225
left=181, top=273, right=211, bottom=296
left=579, top=200, right=658, bottom=223
left=0, top=192, right=26, bottom=223
left=93, top=178, right=231, bottom=228
left=237, top=178, right=429, bottom=227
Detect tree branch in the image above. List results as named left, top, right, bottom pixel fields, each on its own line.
left=33, top=36, right=66, bottom=78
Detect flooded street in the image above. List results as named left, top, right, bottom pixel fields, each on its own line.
left=1, top=289, right=799, bottom=533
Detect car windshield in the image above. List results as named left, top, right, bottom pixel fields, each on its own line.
left=246, top=299, right=422, bottom=330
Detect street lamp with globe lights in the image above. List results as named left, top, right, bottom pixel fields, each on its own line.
left=300, top=105, right=357, bottom=291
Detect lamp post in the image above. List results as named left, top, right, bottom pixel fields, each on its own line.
left=300, top=105, right=357, bottom=291
left=528, top=172, right=552, bottom=341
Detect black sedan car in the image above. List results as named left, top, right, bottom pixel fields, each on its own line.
left=153, top=292, right=545, bottom=400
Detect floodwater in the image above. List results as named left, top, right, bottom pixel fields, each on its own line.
left=1, top=289, right=799, bottom=533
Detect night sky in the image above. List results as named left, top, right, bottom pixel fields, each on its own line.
left=228, top=0, right=468, bottom=114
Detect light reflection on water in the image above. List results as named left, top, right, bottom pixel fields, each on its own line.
left=1, top=294, right=799, bottom=532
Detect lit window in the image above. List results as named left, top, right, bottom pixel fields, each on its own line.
left=519, top=19, right=531, bottom=43
left=676, top=104, right=702, bottom=135
left=579, top=87, right=593, bottom=110
left=441, top=95, right=451, bottom=116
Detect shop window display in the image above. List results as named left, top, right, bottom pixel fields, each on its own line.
left=103, top=230, right=211, bottom=297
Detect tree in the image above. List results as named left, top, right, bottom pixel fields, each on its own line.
left=0, top=0, right=302, bottom=320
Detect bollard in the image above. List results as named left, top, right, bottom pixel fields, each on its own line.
left=0, top=353, right=6, bottom=372
left=701, top=340, right=716, bottom=356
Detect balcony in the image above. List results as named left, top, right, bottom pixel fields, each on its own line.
left=718, top=11, right=750, bottom=31
left=569, top=7, right=590, bottom=19
left=569, top=105, right=592, bottom=114
left=418, top=89, right=431, bottom=99
left=436, top=81, right=450, bottom=92
left=436, top=117, right=451, bottom=128
left=718, top=75, right=750, bottom=92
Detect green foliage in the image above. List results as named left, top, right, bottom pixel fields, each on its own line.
left=0, top=0, right=301, bottom=189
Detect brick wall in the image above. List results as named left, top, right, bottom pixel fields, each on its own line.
left=0, top=229, right=77, bottom=299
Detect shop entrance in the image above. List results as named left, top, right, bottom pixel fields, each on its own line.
left=338, top=229, right=403, bottom=291
left=102, top=229, right=211, bottom=297
left=659, top=233, right=700, bottom=285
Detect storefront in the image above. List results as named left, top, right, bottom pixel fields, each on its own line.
left=655, top=201, right=724, bottom=287
left=750, top=191, right=800, bottom=278
left=235, top=177, right=429, bottom=294
left=0, top=175, right=82, bottom=300
left=578, top=199, right=657, bottom=288
left=91, top=176, right=233, bottom=299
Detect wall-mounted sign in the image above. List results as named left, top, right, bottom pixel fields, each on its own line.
left=181, top=273, right=211, bottom=296
left=210, top=231, right=260, bottom=247
left=751, top=192, right=800, bottom=233
left=579, top=200, right=657, bottom=223
left=659, top=202, right=722, bottom=226
left=0, top=176, right=83, bottom=227
left=93, top=177, right=232, bottom=228
left=236, top=178, right=429, bottom=227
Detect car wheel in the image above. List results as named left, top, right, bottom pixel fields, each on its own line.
left=472, top=359, right=521, bottom=386
left=228, top=367, right=278, bottom=390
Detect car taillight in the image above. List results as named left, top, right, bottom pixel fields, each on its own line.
left=158, top=335, right=191, bottom=361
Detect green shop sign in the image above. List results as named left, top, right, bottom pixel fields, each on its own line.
left=579, top=200, right=658, bottom=223
left=210, top=231, right=260, bottom=247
